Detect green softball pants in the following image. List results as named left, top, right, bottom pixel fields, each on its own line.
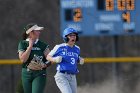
left=22, top=68, right=47, bottom=93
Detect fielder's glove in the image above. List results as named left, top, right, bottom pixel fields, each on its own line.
left=27, top=61, right=45, bottom=70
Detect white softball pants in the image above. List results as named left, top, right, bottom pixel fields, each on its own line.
left=54, top=71, right=77, bottom=93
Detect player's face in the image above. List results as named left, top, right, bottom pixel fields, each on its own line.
left=67, top=33, right=77, bottom=45
left=29, top=30, right=41, bottom=39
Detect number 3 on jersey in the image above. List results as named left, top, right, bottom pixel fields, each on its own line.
left=70, top=58, right=75, bottom=65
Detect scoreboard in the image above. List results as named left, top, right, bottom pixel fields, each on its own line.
left=60, top=0, right=139, bottom=36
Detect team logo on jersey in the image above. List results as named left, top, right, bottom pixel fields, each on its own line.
left=62, top=48, right=78, bottom=57
left=32, top=47, right=41, bottom=50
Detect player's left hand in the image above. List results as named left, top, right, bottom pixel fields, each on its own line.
left=79, top=57, right=84, bottom=65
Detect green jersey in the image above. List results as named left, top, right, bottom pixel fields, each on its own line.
left=18, top=40, right=49, bottom=68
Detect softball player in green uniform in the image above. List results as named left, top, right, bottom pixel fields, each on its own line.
left=18, top=23, right=50, bottom=93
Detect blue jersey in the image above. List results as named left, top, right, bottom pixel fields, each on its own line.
left=48, top=43, right=80, bottom=74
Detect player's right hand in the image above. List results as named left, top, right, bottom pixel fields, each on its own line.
left=28, top=38, right=35, bottom=47
left=52, top=56, right=62, bottom=63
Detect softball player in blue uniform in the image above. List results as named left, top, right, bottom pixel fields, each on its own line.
left=47, top=27, right=84, bottom=93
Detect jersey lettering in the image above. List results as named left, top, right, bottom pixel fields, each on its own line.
left=62, top=48, right=78, bottom=57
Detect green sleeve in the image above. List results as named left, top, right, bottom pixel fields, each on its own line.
left=18, top=41, right=28, bottom=52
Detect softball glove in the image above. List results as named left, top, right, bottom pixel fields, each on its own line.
left=27, top=61, right=45, bottom=70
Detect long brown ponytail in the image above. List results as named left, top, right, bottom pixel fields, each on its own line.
left=22, top=32, right=29, bottom=40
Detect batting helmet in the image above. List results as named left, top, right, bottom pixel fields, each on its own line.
left=63, top=27, right=79, bottom=42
